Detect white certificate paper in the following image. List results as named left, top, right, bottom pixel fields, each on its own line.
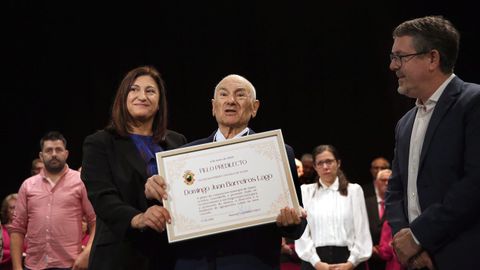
left=156, top=129, right=300, bottom=243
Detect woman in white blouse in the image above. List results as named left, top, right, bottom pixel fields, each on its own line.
left=295, top=145, right=372, bottom=270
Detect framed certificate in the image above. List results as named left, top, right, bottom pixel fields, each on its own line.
left=156, top=129, right=300, bottom=243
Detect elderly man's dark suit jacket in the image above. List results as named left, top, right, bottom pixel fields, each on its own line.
left=81, top=129, right=187, bottom=270
left=173, top=129, right=306, bottom=270
left=386, top=76, right=480, bottom=269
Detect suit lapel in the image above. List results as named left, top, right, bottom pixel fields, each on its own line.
left=402, top=110, right=416, bottom=149
left=419, top=77, right=462, bottom=168
left=400, top=108, right=417, bottom=174
left=367, top=196, right=380, bottom=222
left=208, top=131, right=216, bottom=142
left=115, top=136, right=147, bottom=181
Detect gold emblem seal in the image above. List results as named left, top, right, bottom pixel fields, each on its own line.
left=183, top=170, right=195, bottom=185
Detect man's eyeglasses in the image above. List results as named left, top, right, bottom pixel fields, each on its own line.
left=389, top=51, right=429, bottom=67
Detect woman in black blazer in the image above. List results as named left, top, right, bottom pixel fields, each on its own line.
left=81, top=66, right=187, bottom=270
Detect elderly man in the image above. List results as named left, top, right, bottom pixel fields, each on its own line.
left=146, top=74, right=306, bottom=270
left=362, top=157, right=390, bottom=199
left=365, top=169, right=391, bottom=270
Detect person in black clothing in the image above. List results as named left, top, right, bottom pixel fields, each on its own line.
left=82, top=66, right=187, bottom=270
left=145, top=74, right=306, bottom=270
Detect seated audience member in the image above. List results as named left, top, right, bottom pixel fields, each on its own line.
left=30, top=158, right=44, bottom=175
left=280, top=236, right=301, bottom=270
left=299, top=153, right=316, bottom=184
left=362, top=157, right=390, bottom=198
left=365, top=169, right=391, bottom=269
left=1, top=193, right=19, bottom=270
left=295, top=158, right=304, bottom=178
left=280, top=159, right=304, bottom=270
left=377, top=221, right=404, bottom=270
left=1, top=224, right=3, bottom=263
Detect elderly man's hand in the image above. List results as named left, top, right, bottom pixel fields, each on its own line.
left=392, top=228, right=422, bottom=266
left=145, top=175, right=168, bottom=201
left=276, top=207, right=305, bottom=227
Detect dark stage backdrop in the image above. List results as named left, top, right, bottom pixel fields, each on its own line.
left=3, top=1, right=479, bottom=200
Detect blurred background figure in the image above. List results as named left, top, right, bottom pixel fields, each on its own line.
left=299, top=153, right=316, bottom=184
left=280, top=236, right=301, bottom=270
left=30, top=158, right=44, bottom=176
left=365, top=169, right=391, bottom=270
left=1, top=225, right=3, bottom=265
left=374, top=170, right=404, bottom=270
left=283, top=159, right=303, bottom=270
left=362, top=157, right=390, bottom=198
left=295, top=158, right=304, bottom=178
left=1, top=194, right=17, bottom=230
left=1, top=193, right=18, bottom=270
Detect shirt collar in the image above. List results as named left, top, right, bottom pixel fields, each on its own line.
left=41, top=165, right=70, bottom=186
left=415, top=73, right=455, bottom=112
left=214, top=127, right=250, bottom=142
left=374, top=187, right=383, bottom=202
left=319, top=176, right=339, bottom=191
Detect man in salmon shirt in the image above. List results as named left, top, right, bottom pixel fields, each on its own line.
left=10, top=131, right=96, bottom=270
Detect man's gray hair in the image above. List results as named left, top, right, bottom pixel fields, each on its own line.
left=376, top=169, right=392, bottom=179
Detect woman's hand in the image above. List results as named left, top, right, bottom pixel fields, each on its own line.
left=314, top=262, right=330, bottom=270
left=145, top=175, right=168, bottom=201
left=328, top=262, right=354, bottom=270
left=131, top=205, right=171, bottom=233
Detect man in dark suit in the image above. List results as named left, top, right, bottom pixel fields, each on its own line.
left=386, top=16, right=480, bottom=270
left=146, top=74, right=306, bottom=270
left=363, top=157, right=390, bottom=270
left=365, top=169, right=391, bottom=270
left=363, top=156, right=390, bottom=270
left=362, top=157, right=390, bottom=199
